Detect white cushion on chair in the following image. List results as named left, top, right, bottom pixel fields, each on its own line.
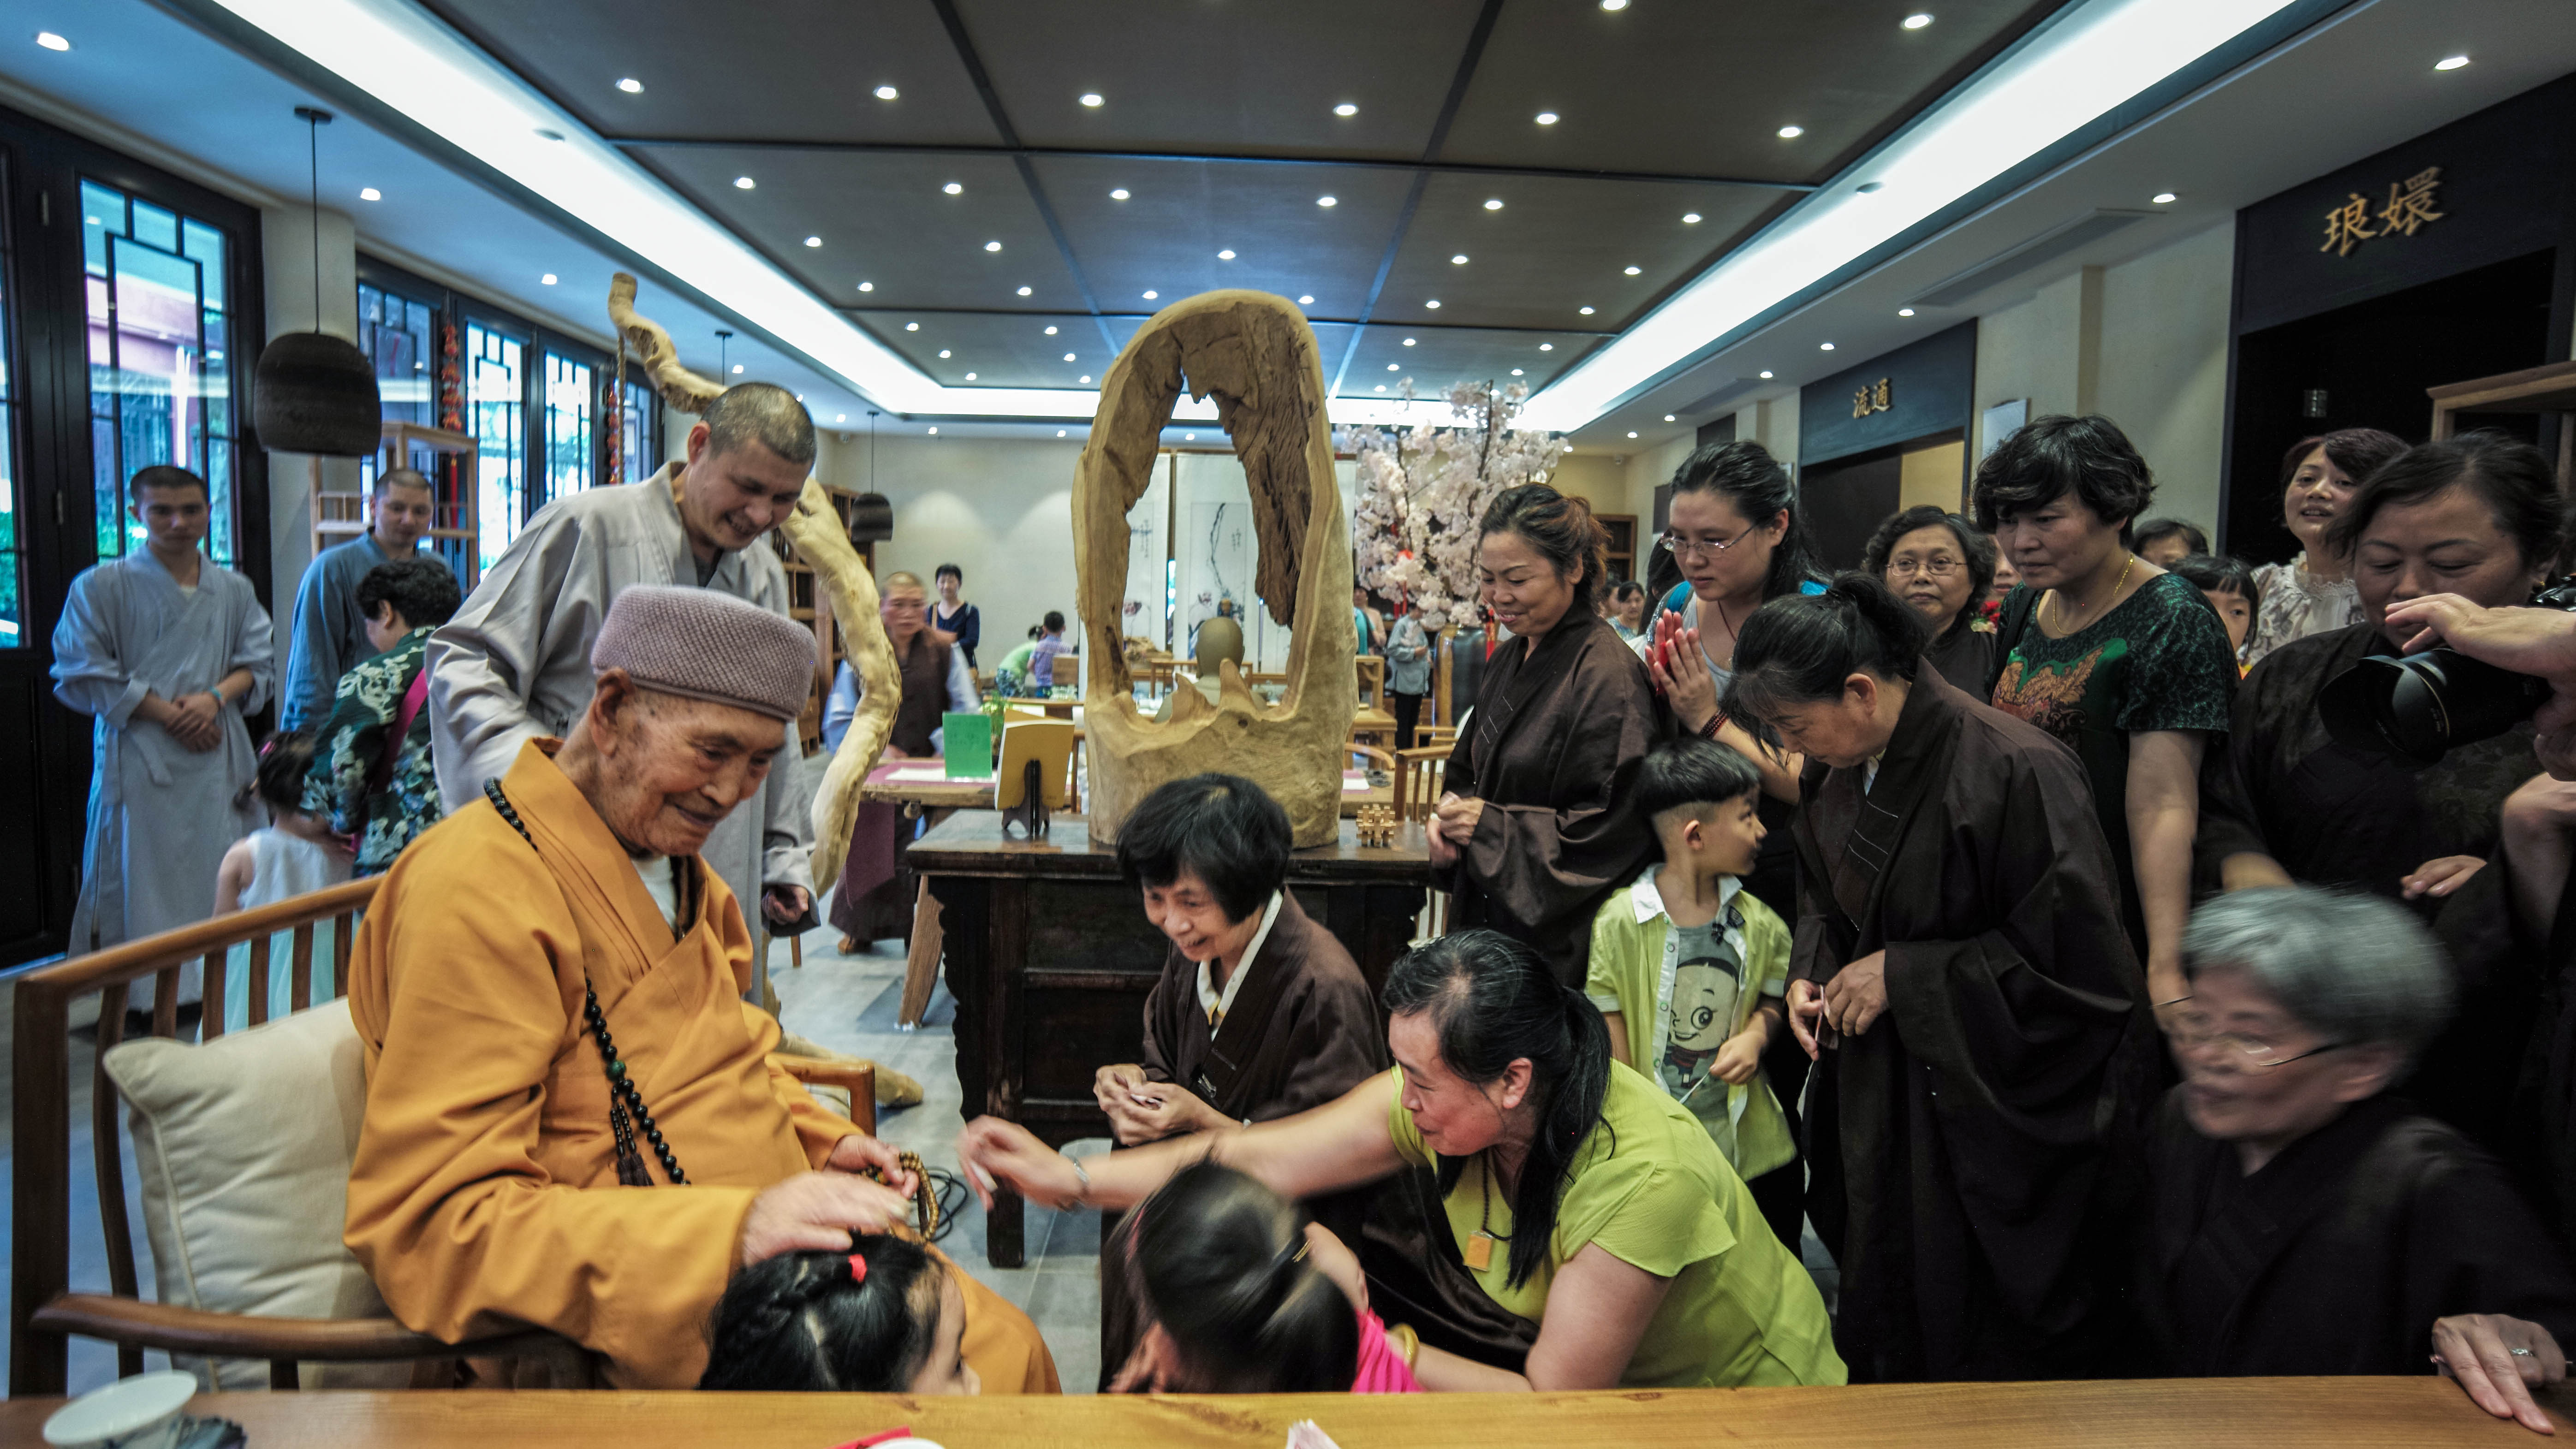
left=101, top=998, right=406, bottom=1390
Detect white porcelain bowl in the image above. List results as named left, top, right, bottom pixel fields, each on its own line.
left=42, top=1370, right=197, bottom=1449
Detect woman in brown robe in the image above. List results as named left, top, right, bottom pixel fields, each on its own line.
left=1436, top=484, right=1664, bottom=985
left=828, top=570, right=977, bottom=947
left=1722, top=574, right=2158, bottom=1383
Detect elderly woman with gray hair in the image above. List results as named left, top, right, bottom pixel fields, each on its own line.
left=2144, top=886, right=2576, bottom=1433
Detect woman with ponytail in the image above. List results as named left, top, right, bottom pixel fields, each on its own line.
left=1719, top=573, right=2158, bottom=1384
left=700, top=1234, right=979, bottom=1394
left=1435, top=484, right=1664, bottom=986
left=958, top=930, right=1842, bottom=1390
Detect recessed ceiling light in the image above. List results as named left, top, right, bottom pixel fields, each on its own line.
left=2434, top=54, right=2469, bottom=71
left=1539, top=342, right=1553, bottom=351
left=1298, top=294, right=1315, bottom=304
left=984, top=240, right=1002, bottom=252
left=1578, top=305, right=1595, bottom=315
left=1601, top=0, right=1630, bottom=9
left=1218, top=249, right=1236, bottom=260
left=1759, top=370, right=1774, bottom=379
left=1511, top=368, right=1525, bottom=376
left=1627, top=431, right=1639, bottom=438
left=1898, top=307, right=1916, bottom=317
left=35, top=31, right=71, bottom=51
left=1387, top=363, right=1400, bottom=371
left=1820, top=341, right=1836, bottom=350
left=1142, top=289, right=1158, bottom=299
left=1184, top=432, right=1198, bottom=441
left=943, top=181, right=963, bottom=195
left=1044, top=325, right=1059, bottom=335
left=874, top=85, right=899, bottom=100
left=1079, top=91, right=1104, bottom=107
left=1776, top=125, right=1803, bottom=139
left=938, top=349, right=952, bottom=358
left=1623, top=265, right=1642, bottom=275
left=1079, top=374, right=1092, bottom=384
left=837, top=413, right=847, bottom=422
left=1063, top=351, right=1077, bottom=361
left=1451, top=254, right=1469, bottom=265
left=858, top=281, right=874, bottom=292
left=1535, top=111, right=1559, bottom=125
left=1902, top=12, right=1934, bottom=29
left=540, top=273, right=558, bottom=285
left=1375, top=385, right=1387, bottom=392
left=1111, top=188, right=1130, bottom=200
left=905, top=321, right=920, bottom=331
left=734, top=175, right=756, bottom=189
left=1484, top=198, right=1505, bottom=211
left=731, top=363, right=744, bottom=374
left=1316, top=195, right=1338, bottom=208
left=359, top=187, right=381, bottom=201
left=535, top=128, right=566, bottom=142
left=1402, top=337, right=1417, bottom=346
left=803, top=235, right=822, bottom=248
left=1856, top=181, right=1885, bottom=193
left=1057, top=429, right=1068, bottom=437
left=1334, top=102, right=1358, bottom=117
left=2152, top=191, right=2177, bottom=204
left=1425, top=299, right=1441, bottom=309
left=1664, top=414, right=1676, bottom=422
left=964, top=372, right=977, bottom=380
left=928, top=427, right=938, bottom=435
left=1017, top=285, right=1033, bottom=296
left=616, top=77, right=643, bottom=94
left=795, top=393, right=804, bottom=402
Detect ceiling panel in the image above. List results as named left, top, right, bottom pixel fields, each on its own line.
left=1035, top=157, right=1419, bottom=320
left=955, top=0, right=1486, bottom=159
left=422, top=0, right=1001, bottom=144
left=630, top=147, right=1086, bottom=311
left=1372, top=173, right=1780, bottom=332
left=859, top=308, right=1354, bottom=393
left=1442, top=1, right=2059, bottom=181
left=1333, top=325, right=1601, bottom=400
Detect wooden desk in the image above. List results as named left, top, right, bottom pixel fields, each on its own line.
left=1001, top=696, right=1081, bottom=719
left=4, top=1379, right=2558, bottom=1447
left=912, top=812, right=1431, bottom=1266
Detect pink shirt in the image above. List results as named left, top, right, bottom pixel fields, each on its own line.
left=1351, top=1310, right=1422, bottom=1394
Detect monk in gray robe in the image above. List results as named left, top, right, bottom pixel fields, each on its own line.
left=428, top=383, right=819, bottom=957
left=52, top=465, right=274, bottom=996
left=280, top=465, right=432, bottom=729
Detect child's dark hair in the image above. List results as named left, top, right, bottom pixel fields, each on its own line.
left=699, top=1236, right=942, bottom=1392
left=2168, top=552, right=2260, bottom=604
left=1633, top=736, right=1763, bottom=825
left=2132, top=518, right=2209, bottom=557
left=1127, top=1161, right=1357, bottom=1392
left=356, top=557, right=463, bottom=632
left=250, top=731, right=318, bottom=815
left=1720, top=573, right=1926, bottom=750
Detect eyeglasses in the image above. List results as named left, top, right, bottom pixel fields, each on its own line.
left=1885, top=555, right=1963, bottom=578
left=2171, top=1013, right=2349, bottom=1070
left=1657, top=522, right=1758, bottom=560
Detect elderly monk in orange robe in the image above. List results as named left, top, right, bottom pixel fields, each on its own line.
left=344, top=585, right=1057, bottom=1391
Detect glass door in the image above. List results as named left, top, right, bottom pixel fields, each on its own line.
left=80, top=178, right=235, bottom=566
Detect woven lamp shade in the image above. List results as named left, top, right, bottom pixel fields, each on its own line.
left=253, top=332, right=383, bottom=457
left=847, top=493, right=895, bottom=544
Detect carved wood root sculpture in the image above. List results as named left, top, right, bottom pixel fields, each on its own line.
left=1077, top=291, right=1357, bottom=848
left=607, top=273, right=898, bottom=887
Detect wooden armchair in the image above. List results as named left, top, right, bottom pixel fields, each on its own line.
left=11, top=877, right=872, bottom=1396
left=1391, top=747, right=1448, bottom=823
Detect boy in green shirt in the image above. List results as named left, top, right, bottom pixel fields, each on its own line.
left=1586, top=737, right=1803, bottom=1255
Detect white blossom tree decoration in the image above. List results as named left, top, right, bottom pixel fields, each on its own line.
left=1343, top=380, right=1568, bottom=630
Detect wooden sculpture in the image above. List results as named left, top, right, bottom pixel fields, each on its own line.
left=1076, top=291, right=1357, bottom=847
left=606, top=273, right=897, bottom=889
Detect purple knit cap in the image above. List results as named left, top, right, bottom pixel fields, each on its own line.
left=590, top=585, right=813, bottom=721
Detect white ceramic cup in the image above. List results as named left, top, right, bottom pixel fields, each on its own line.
left=42, top=1370, right=197, bottom=1449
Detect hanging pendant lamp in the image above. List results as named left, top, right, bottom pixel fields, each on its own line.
left=253, top=106, right=382, bottom=457
left=849, top=410, right=893, bottom=543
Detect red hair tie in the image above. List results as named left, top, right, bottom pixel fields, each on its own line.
left=846, top=1251, right=869, bottom=1286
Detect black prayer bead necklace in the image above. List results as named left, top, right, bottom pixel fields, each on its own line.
left=484, top=779, right=689, bottom=1188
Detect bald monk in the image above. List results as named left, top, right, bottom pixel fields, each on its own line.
left=345, top=585, right=1057, bottom=1391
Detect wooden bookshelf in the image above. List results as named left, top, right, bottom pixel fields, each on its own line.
left=310, top=422, right=482, bottom=587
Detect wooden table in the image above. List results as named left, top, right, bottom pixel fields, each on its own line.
left=1001, top=695, right=1081, bottom=719
left=912, top=812, right=1431, bottom=1266
left=868, top=760, right=1389, bottom=818
left=5, top=1379, right=2558, bottom=1446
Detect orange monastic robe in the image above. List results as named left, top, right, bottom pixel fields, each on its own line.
left=345, top=739, right=1056, bottom=1391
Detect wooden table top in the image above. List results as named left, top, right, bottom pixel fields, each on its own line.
left=909, top=810, right=1430, bottom=882
left=864, top=765, right=1390, bottom=816
left=4, top=1379, right=2558, bottom=1448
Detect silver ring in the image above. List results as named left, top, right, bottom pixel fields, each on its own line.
left=2513, top=1348, right=2538, bottom=1358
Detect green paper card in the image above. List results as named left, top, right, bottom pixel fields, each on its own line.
left=943, top=712, right=993, bottom=777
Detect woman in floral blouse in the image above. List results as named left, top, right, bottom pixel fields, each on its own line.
left=301, top=556, right=459, bottom=874
left=1862, top=505, right=1998, bottom=694
left=2243, top=428, right=2406, bottom=668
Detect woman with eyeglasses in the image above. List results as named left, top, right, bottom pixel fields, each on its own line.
left=2143, top=887, right=2576, bottom=1435
left=1861, top=505, right=1998, bottom=694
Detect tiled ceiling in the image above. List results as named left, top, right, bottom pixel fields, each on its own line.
left=424, top=0, right=2069, bottom=405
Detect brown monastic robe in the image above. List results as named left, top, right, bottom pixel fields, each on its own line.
left=832, top=629, right=955, bottom=944
left=345, top=739, right=1057, bottom=1391
left=1439, top=611, right=1664, bottom=984
left=1789, top=669, right=2156, bottom=1383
